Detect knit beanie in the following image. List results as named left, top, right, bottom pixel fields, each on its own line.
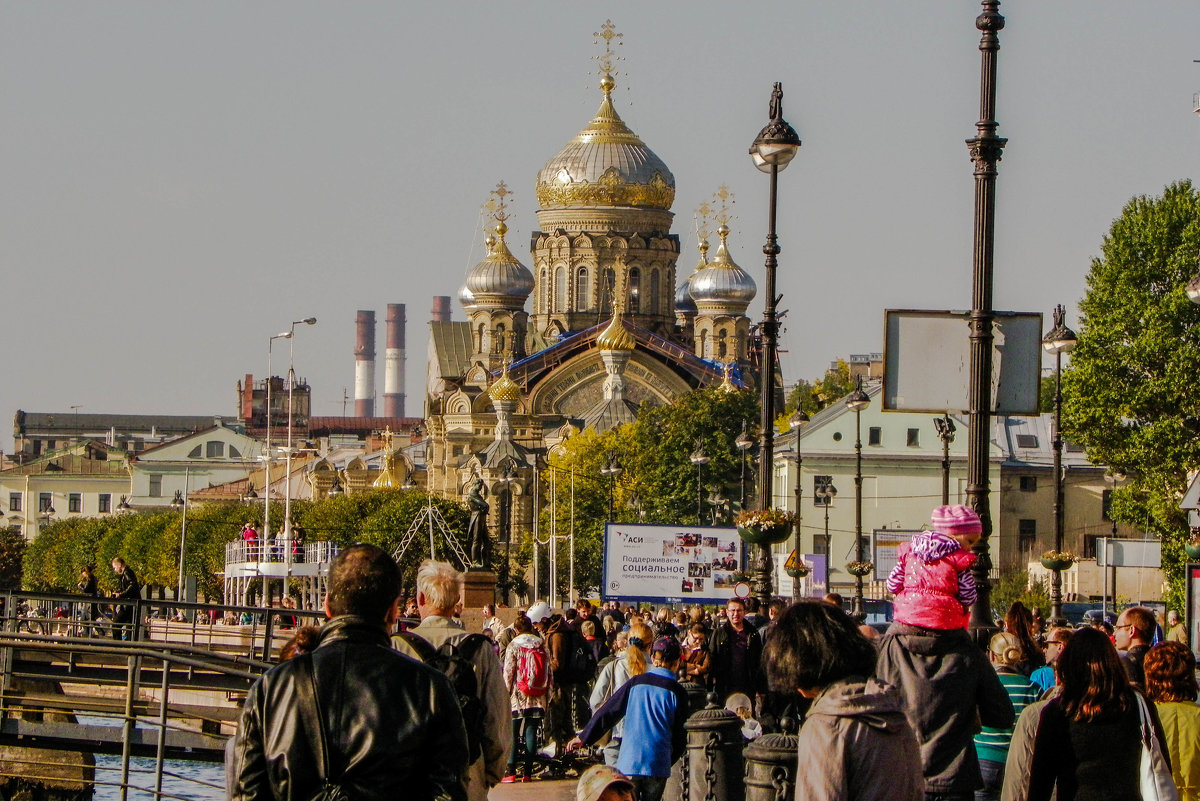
left=930, top=504, right=982, bottom=537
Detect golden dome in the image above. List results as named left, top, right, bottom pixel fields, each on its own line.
left=597, top=309, right=636, bottom=352
left=488, top=365, right=522, bottom=403
left=535, top=73, right=675, bottom=211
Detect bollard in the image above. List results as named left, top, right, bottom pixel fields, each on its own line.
left=679, top=680, right=709, bottom=714
left=674, top=693, right=744, bottom=801
left=743, top=717, right=798, bottom=801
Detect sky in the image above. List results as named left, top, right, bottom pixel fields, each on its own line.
left=3, top=2, right=1199, bottom=452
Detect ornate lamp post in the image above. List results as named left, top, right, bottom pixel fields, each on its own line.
left=600, top=453, right=623, bottom=523
left=282, top=317, right=317, bottom=541
left=815, top=480, right=837, bottom=567
left=1042, top=304, right=1077, bottom=626
left=689, top=439, right=710, bottom=524
left=749, top=81, right=801, bottom=611
left=789, top=409, right=810, bottom=601
left=846, top=378, right=871, bottom=619
left=933, top=415, right=957, bottom=505
left=736, top=422, right=754, bottom=511
left=964, top=0, right=1008, bottom=634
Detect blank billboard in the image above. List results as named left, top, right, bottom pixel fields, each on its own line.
left=882, top=310, right=1043, bottom=415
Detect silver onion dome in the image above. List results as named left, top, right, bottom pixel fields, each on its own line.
left=463, top=225, right=534, bottom=307
left=689, top=225, right=756, bottom=310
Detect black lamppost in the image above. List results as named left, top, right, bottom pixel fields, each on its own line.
left=965, top=0, right=1008, bottom=634
left=601, top=453, right=623, bottom=523
left=749, top=81, right=801, bottom=612
left=689, top=439, right=710, bottom=524
left=736, top=422, right=754, bottom=511
left=933, top=415, right=957, bottom=505
left=815, top=481, right=837, bottom=570
left=846, top=378, right=871, bottom=620
left=1043, top=304, right=1077, bottom=626
left=789, top=409, right=810, bottom=602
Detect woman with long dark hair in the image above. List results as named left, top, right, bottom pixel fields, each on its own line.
left=764, top=601, right=922, bottom=801
left=1025, top=627, right=1170, bottom=801
left=1004, top=602, right=1045, bottom=677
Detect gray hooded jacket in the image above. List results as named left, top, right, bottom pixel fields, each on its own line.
left=794, top=677, right=924, bottom=801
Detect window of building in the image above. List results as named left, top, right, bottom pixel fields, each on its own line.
left=68, top=494, right=81, bottom=514
left=648, top=269, right=660, bottom=315
left=1083, top=535, right=1100, bottom=560
left=1018, top=518, right=1036, bottom=552
left=38, top=493, right=53, bottom=513
left=98, top=494, right=111, bottom=514
left=628, top=267, right=640, bottom=313
left=868, top=427, right=882, bottom=446
left=554, top=265, right=567, bottom=311
left=906, top=428, right=920, bottom=447
left=1016, top=434, right=1039, bottom=449
left=149, top=475, right=163, bottom=498
left=188, top=445, right=202, bottom=458
left=8, top=493, right=20, bottom=512
left=229, top=446, right=242, bottom=458
left=813, top=536, right=828, bottom=555
left=1020, top=476, right=1038, bottom=492
left=575, top=266, right=590, bottom=311
left=206, top=441, right=224, bottom=458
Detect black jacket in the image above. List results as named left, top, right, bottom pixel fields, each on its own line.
left=708, top=621, right=762, bottom=697
left=114, top=567, right=140, bottom=599
left=230, top=616, right=469, bottom=801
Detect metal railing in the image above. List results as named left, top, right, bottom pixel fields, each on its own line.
left=223, top=538, right=339, bottom=566
left=0, top=589, right=327, bottom=800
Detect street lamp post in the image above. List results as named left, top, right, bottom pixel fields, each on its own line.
left=601, top=453, right=623, bottom=523
left=846, top=378, right=871, bottom=620
left=736, top=422, right=754, bottom=512
left=749, top=81, right=801, bottom=612
left=283, top=317, right=317, bottom=542
left=264, top=331, right=291, bottom=543
left=1043, top=304, right=1077, bottom=626
left=689, top=439, right=710, bottom=524
left=789, top=409, right=810, bottom=602
left=171, top=466, right=191, bottom=608
left=815, top=480, right=837, bottom=572
left=933, top=415, right=957, bottom=505
left=964, top=0, right=1008, bottom=635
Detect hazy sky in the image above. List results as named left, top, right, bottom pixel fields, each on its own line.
left=3, top=2, right=1198, bottom=451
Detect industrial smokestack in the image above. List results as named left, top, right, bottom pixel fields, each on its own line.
left=430, top=296, right=451, bottom=323
left=354, top=310, right=376, bottom=417
left=383, top=303, right=406, bottom=417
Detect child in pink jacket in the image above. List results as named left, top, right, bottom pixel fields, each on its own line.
left=886, top=505, right=981, bottom=630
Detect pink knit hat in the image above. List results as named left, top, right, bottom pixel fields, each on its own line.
left=931, top=505, right=982, bottom=537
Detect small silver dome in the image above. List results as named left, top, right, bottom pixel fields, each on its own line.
left=458, top=282, right=477, bottom=310
left=464, top=226, right=534, bottom=307
left=674, top=276, right=697, bottom=314
left=689, top=226, right=756, bottom=309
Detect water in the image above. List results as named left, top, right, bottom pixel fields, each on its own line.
left=93, top=755, right=224, bottom=801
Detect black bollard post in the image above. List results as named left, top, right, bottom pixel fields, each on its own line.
left=743, top=717, right=799, bottom=801
left=672, top=693, right=744, bottom=801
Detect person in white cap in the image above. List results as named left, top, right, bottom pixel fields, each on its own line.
left=576, top=764, right=636, bottom=801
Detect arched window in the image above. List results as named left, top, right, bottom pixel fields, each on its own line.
left=476, top=323, right=486, bottom=353
left=576, top=266, right=590, bottom=311
left=554, top=265, right=567, bottom=311
left=495, top=323, right=506, bottom=354
left=648, top=269, right=660, bottom=316
left=718, top=327, right=728, bottom=358
left=540, top=268, right=549, bottom=313
left=628, top=267, right=641, bottom=314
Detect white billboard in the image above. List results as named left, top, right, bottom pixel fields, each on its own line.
left=602, top=523, right=743, bottom=604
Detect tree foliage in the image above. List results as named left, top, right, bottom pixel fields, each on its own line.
left=1061, top=180, right=1200, bottom=610
left=990, top=569, right=1049, bottom=622
left=786, top=360, right=858, bottom=418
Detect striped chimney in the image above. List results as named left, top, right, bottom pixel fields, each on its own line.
left=383, top=303, right=406, bottom=417
left=354, top=310, right=376, bottom=417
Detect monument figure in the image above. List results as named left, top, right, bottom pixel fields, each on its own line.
left=465, top=477, right=490, bottom=566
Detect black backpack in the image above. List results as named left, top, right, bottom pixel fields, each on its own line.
left=567, top=629, right=598, bottom=684
left=397, top=631, right=487, bottom=762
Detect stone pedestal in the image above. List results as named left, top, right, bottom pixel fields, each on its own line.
left=463, top=570, right=498, bottom=608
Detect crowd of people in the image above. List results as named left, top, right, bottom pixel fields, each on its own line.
left=226, top=505, right=1200, bottom=801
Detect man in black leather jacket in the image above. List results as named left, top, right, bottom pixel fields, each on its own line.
left=229, top=544, right=469, bottom=801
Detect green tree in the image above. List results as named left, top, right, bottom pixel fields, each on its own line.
left=990, top=569, right=1050, bottom=621
left=0, top=528, right=26, bottom=589
left=785, top=360, right=859, bottom=419
left=1061, top=180, right=1200, bottom=610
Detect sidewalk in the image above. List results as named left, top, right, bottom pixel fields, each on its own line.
left=490, top=778, right=575, bottom=801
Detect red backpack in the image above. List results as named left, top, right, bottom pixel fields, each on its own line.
left=515, top=641, right=550, bottom=697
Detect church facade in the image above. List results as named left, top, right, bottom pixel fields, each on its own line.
left=423, top=34, right=759, bottom=569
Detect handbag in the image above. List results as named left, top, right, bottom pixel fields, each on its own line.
left=294, top=654, right=353, bottom=801
left=1135, top=692, right=1180, bottom=801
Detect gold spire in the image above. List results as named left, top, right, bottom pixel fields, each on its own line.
left=693, top=201, right=713, bottom=270
left=483, top=182, right=520, bottom=264
left=597, top=301, right=636, bottom=352
left=710, top=187, right=738, bottom=267
left=372, top=427, right=399, bottom=489
left=488, top=359, right=522, bottom=403
left=719, top=362, right=737, bottom=393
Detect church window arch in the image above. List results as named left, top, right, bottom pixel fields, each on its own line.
left=475, top=323, right=486, bottom=354
left=628, top=267, right=641, bottom=314
left=540, top=268, right=549, bottom=314
left=575, top=266, right=590, bottom=311
left=718, top=327, right=729, bottom=359
left=648, top=269, right=660, bottom=316
left=495, top=323, right=506, bottom=354
left=554, top=265, right=567, bottom=312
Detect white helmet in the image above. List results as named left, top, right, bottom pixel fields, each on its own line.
left=526, top=601, right=552, bottom=624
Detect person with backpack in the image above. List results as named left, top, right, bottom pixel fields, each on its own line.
left=392, top=560, right=511, bottom=801
left=503, top=613, right=552, bottom=782
left=590, top=619, right=654, bottom=766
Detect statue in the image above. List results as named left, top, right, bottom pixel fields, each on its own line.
left=769, top=81, right=783, bottom=122
left=465, top=477, right=490, bottom=566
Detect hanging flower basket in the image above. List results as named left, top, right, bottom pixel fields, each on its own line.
left=735, top=509, right=796, bottom=546
left=1185, top=543, right=1200, bottom=561
left=1040, top=550, right=1076, bottom=571
left=845, top=560, right=874, bottom=578
left=786, top=564, right=811, bottom=579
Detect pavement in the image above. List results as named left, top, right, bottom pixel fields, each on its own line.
left=490, top=778, right=576, bottom=801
